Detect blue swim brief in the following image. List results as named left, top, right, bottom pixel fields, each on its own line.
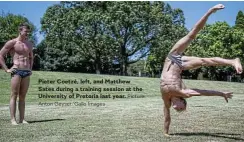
left=11, top=69, right=32, bottom=78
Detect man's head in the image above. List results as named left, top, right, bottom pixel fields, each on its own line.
left=171, top=97, right=187, bottom=112
left=18, top=23, right=31, bottom=39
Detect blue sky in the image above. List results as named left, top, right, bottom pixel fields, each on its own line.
left=167, top=1, right=244, bottom=29
left=0, top=1, right=243, bottom=44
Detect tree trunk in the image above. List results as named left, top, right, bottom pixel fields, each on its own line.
left=120, top=45, right=127, bottom=76
left=96, top=64, right=101, bottom=74
left=95, top=49, right=101, bottom=74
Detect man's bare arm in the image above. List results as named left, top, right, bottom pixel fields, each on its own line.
left=0, top=40, right=15, bottom=72
left=164, top=106, right=171, bottom=136
left=29, top=44, right=34, bottom=70
left=163, top=96, right=171, bottom=136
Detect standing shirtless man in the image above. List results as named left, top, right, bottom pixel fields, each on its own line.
left=0, top=23, right=34, bottom=125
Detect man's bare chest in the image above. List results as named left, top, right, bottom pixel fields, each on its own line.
left=13, top=41, right=32, bottom=54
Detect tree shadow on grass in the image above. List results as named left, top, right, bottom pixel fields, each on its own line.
left=172, top=132, right=244, bottom=141
left=28, top=119, right=65, bottom=123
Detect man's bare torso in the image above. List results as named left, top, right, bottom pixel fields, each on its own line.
left=161, top=58, right=182, bottom=83
left=11, top=39, right=33, bottom=70
left=160, top=57, right=184, bottom=101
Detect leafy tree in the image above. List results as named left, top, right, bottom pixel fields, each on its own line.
left=145, top=3, right=187, bottom=77
left=41, top=2, right=115, bottom=73
left=40, top=2, right=187, bottom=75
left=235, top=11, right=244, bottom=30
left=0, top=12, right=36, bottom=44
left=107, top=2, right=187, bottom=75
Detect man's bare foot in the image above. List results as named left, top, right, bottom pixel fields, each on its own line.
left=234, top=58, right=243, bottom=74
left=19, top=120, right=29, bottom=124
left=11, top=120, right=18, bottom=125
left=164, top=133, right=171, bottom=137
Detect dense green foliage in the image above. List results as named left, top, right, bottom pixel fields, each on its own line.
left=0, top=2, right=243, bottom=81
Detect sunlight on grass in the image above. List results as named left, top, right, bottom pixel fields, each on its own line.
left=0, top=70, right=244, bottom=142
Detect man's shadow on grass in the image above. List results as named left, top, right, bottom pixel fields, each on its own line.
left=28, top=119, right=65, bottom=123
left=172, top=132, right=244, bottom=141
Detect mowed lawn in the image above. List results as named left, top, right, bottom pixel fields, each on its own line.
left=0, top=70, right=244, bottom=142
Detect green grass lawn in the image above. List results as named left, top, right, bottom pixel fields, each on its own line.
left=0, top=70, right=244, bottom=142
